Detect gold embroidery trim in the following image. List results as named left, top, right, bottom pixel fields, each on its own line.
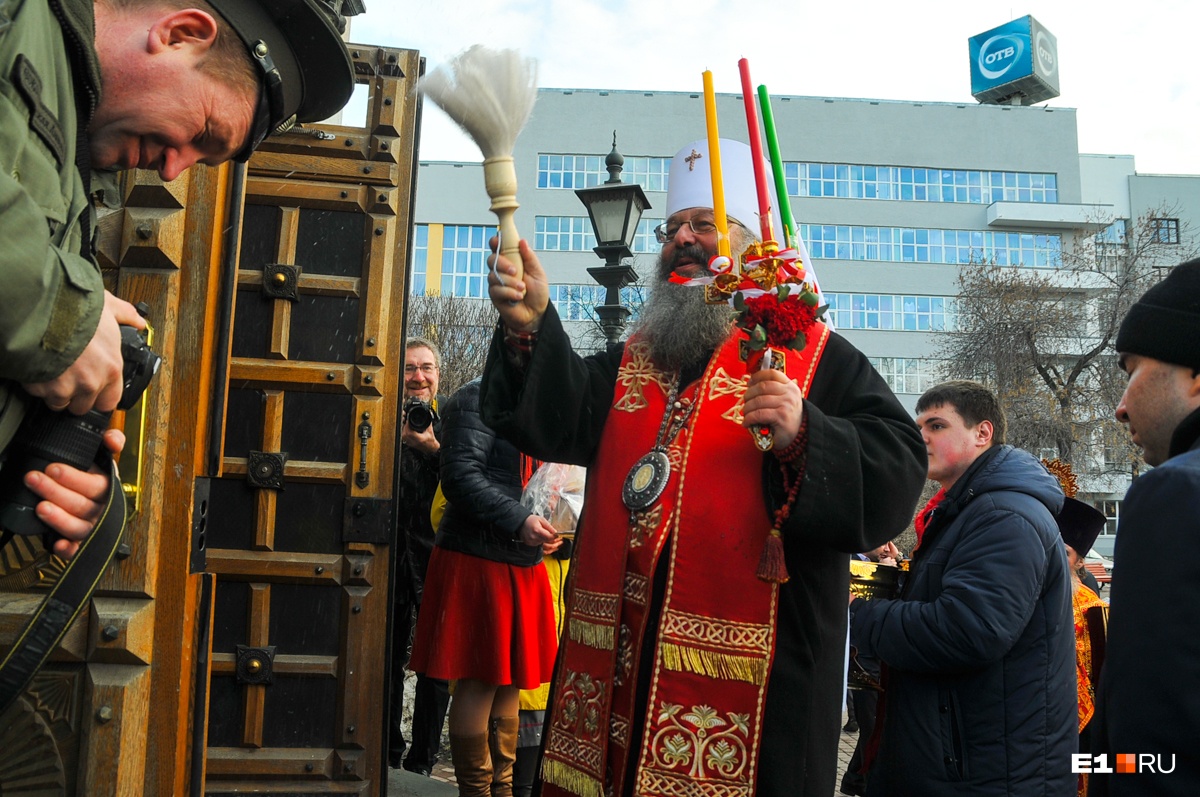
left=569, top=618, right=615, bottom=650
left=629, top=505, right=664, bottom=549
left=610, top=713, right=631, bottom=748
left=658, top=611, right=772, bottom=685
left=548, top=726, right=604, bottom=769
left=623, top=572, right=649, bottom=606
left=660, top=610, right=772, bottom=653
left=542, top=758, right=605, bottom=797
left=572, top=589, right=619, bottom=622
left=568, top=589, right=619, bottom=651
left=641, top=703, right=755, bottom=792
left=637, top=770, right=753, bottom=797
left=660, top=643, right=769, bottom=686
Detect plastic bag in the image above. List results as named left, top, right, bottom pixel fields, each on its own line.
left=521, top=462, right=587, bottom=536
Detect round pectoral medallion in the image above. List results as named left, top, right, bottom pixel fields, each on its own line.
left=623, top=449, right=671, bottom=511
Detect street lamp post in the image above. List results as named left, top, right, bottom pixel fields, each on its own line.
left=575, top=134, right=651, bottom=346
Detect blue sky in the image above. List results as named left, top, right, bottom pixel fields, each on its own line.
left=348, top=0, right=1198, bottom=174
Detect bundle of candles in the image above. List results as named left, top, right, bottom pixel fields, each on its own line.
left=676, top=59, right=828, bottom=449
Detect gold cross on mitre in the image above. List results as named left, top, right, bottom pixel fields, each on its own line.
left=684, top=149, right=702, bottom=171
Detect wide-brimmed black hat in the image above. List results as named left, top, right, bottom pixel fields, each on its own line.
left=206, top=0, right=360, bottom=161
left=1056, top=497, right=1106, bottom=558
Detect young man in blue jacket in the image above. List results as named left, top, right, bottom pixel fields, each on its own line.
left=850, top=380, right=1076, bottom=796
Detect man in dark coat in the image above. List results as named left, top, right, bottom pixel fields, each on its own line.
left=1091, top=259, right=1200, bottom=796
left=850, top=380, right=1076, bottom=796
left=478, top=138, right=926, bottom=797
left=389, top=337, right=451, bottom=773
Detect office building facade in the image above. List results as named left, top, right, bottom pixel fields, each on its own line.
left=412, top=88, right=1200, bottom=529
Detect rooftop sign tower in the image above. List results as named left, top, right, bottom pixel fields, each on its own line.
left=969, top=16, right=1060, bottom=106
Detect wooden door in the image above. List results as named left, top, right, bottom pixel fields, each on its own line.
left=0, top=158, right=240, bottom=797
left=198, top=45, right=422, bottom=797
left=0, top=40, right=419, bottom=797
left=200, top=45, right=420, bottom=796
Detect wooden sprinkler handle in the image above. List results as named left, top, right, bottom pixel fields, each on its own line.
left=483, top=156, right=524, bottom=283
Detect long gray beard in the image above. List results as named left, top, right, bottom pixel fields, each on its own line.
left=633, top=263, right=733, bottom=373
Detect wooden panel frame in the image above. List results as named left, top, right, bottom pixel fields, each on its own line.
left=199, top=44, right=421, bottom=796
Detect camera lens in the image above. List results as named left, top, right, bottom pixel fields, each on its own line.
left=0, top=407, right=110, bottom=537
left=404, top=398, right=435, bottom=433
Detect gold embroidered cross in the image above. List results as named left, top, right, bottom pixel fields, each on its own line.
left=614, top=342, right=671, bottom=412
left=629, top=505, right=664, bottom=549
left=684, top=149, right=702, bottom=171
left=708, top=367, right=750, bottom=423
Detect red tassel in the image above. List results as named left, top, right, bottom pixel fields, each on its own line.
left=757, top=529, right=790, bottom=584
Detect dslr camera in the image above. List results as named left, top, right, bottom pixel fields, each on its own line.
left=402, top=397, right=438, bottom=434
left=0, top=320, right=161, bottom=538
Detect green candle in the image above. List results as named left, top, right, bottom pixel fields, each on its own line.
left=757, top=85, right=796, bottom=248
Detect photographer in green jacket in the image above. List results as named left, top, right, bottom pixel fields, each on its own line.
left=0, top=0, right=359, bottom=555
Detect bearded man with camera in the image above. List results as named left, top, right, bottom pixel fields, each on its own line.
left=388, top=336, right=452, bottom=773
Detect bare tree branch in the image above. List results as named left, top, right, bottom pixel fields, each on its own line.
left=939, top=203, right=1197, bottom=479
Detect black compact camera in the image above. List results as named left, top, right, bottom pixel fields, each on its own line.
left=0, top=320, right=161, bottom=538
left=402, top=397, right=438, bottom=434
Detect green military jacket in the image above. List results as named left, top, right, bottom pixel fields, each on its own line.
left=0, top=0, right=105, bottom=451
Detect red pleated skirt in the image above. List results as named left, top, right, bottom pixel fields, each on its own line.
left=409, top=546, right=558, bottom=690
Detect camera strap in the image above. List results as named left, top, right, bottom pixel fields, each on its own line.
left=0, top=453, right=126, bottom=713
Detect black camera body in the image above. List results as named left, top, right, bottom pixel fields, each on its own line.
left=402, top=396, right=438, bottom=434
left=0, top=322, right=161, bottom=537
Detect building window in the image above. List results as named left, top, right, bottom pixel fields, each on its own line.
left=549, top=284, right=644, bottom=321
left=535, top=216, right=595, bottom=252
left=1151, top=217, right=1180, bottom=244
left=540, top=154, right=1057, bottom=205
left=825, top=293, right=956, bottom=331
left=440, top=225, right=494, bottom=298
left=801, top=224, right=1062, bottom=267
left=783, top=163, right=1058, bottom=204
left=631, top=218, right=663, bottom=254
left=1099, top=499, right=1121, bottom=535
left=1094, top=220, right=1128, bottom=273
left=867, top=357, right=941, bottom=394
left=537, top=154, right=604, bottom=190
left=411, top=224, right=429, bottom=295
left=620, top=157, right=672, bottom=193
left=536, top=216, right=663, bottom=254
left=537, top=154, right=671, bottom=194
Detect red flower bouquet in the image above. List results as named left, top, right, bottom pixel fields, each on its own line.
left=673, top=239, right=827, bottom=368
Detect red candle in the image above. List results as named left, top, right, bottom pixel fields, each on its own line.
left=738, top=58, right=773, bottom=243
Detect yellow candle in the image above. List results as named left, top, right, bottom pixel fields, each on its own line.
left=702, top=70, right=732, bottom=261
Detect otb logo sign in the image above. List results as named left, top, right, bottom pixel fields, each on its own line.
left=977, top=34, right=1024, bottom=80
left=1072, top=754, right=1177, bottom=774
left=1035, top=30, right=1056, bottom=77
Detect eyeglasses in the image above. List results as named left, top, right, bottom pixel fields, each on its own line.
left=404, top=364, right=438, bottom=376
left=654, top=218, right=718, bottom=244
